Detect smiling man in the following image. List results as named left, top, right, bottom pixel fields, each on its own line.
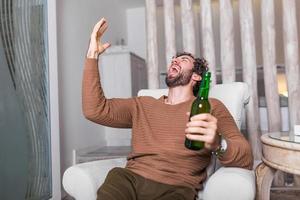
left=82, top=18, right=253, bottom=200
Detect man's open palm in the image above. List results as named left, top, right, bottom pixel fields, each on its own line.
left=87, top=18, right=111, bottom=58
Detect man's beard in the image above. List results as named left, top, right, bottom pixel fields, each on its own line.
left=165, top=69, right=193, bottom=88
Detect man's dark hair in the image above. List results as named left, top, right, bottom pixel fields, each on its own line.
left=175, top=52, right=209, bottom=96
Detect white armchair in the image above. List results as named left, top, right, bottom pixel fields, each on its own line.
left=63, top=82, right=255, bottom=200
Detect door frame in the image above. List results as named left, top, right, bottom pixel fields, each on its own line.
left=48, top=0, right=61, bottom=199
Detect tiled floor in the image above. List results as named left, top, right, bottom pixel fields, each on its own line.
left=62, top=195, right=74, bottom=200
left=270, top=189, right=300, bottom=200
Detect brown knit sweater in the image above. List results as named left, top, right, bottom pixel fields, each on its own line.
left=82, top=59, right=253, bottom=193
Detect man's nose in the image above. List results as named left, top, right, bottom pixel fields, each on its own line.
left=171, top=58, right=179, bottom=64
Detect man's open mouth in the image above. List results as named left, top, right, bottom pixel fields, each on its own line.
left=169, top=65, right=181, bottom=75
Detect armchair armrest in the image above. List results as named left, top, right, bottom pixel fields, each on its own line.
left=62, top=158, right=126, bottom=200
left=203, top=167, right=255, bottom=200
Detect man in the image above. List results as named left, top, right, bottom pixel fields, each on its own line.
left=83, top=18, right=253, bottom=200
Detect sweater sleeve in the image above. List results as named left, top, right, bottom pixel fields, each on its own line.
left=210, top=98, right=253, bottom=170
left=82, top=58, right=136, bottom=128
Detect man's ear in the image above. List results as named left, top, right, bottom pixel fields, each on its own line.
left=192, top=73, right=201, bottom=82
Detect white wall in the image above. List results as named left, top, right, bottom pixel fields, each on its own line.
left=57, top=0, right=129, bottom=196
left=127, top=7, right=146, bottom=59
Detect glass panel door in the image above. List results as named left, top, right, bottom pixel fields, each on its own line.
left=0, top=0, right=51, bottom=199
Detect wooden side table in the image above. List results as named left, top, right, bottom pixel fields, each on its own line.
left=256, top=132, right=300, bottom=200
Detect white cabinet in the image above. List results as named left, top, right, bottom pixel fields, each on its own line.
left=99, top=46, right=147, bottom=146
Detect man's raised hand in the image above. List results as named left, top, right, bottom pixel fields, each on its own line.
left=87, top=18, right=111, bottom=59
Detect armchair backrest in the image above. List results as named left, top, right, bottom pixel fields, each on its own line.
left=138, top=82, right=250, bottom=130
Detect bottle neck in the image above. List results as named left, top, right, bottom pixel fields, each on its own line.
left=197, top=74, right=210, bottom=99
left=198, top=88, right=209, bottom=99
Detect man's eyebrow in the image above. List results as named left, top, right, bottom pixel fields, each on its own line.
left=181, top=56, right=193, bottom=61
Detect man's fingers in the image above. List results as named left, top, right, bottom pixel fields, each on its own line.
left=185, top=126, right=216, bottom=136
left=187, top=121, right=217, bottom=132
left=185, top=132, right=215, bottom=144
left=185, top=127, right=208, bottom=135
left=91, top=18, right=107, bottom=40
left=186, top=120, right=209, bottom=128
left=185, top=134, right=215, bottom=149
left=186, top=133, right=216, bottom=150
left=98, top=22, right=108, bottom=36
left=190, top=113, right=210, bottom=121
left=93, top=18, right=106, bottom=33
left=185, top=134, right=206, bottom=142
left=190, top=113, right=217, bottom=123
left=87, top=17, right=110, bottom=58
left=102, top=43, right=111, bottom=50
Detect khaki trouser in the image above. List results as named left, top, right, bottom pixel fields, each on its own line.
left=97, top=167, right=196, bottom=200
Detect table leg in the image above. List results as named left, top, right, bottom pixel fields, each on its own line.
left=255, top=162, right=276, bottom=200
left=273, top=171, right=285, bottom=186
left=294, top=175, right=300, bottom=186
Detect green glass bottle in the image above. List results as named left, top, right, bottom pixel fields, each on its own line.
left=185, top=72, right=211, bottom=150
